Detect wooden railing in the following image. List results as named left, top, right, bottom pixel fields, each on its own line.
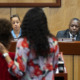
left=9, top=41, right=80, bottom=55
left=0, top=0, right=61, bottom=7
left=59, top=41, right=80, bottom=55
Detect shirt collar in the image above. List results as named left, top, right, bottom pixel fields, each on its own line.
left=69, top=32, right=77, bottom=40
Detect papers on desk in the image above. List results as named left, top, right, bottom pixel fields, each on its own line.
left=58, top=38, right=74, bottom=42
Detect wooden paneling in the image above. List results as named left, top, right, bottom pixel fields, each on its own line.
left=0, top=1, right=80, bottom=80
left=10, top=8, right=31, bottom=22
left=0, top=0, right=55, bottom=3
left=0, top=8, right=10, bottom=19
left=46, top=0, right=80, bottom=36
left=0, top=0, right=80, bottom=36
left=0, top=0, right=61, bottom=7
left=8, top=0, right=78, bottom=35
left=74, top=56, right=80, bottom=80
left=64, top=55, right=73, bottom=80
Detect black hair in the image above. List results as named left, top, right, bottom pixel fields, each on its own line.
left=69, top=18, right=80, bottom=26
left=10, top=14, right=20, bottom=21
left=21, top=7, right=54, bottom=58
left=71, top=18, right=80, bottom=21
left=0, top=19, right=12, bottom=48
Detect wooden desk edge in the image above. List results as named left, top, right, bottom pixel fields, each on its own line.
left=55, top=73, right=67, bottom=80
left=9, top=41, right=80, bottom=55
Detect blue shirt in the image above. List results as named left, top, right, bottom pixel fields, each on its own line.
left=11, top=28, right=21, bottom=39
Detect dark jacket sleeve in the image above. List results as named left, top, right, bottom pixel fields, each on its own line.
left=56, top=31, right=64, bottom=38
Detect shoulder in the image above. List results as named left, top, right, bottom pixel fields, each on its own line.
left=48, top=37, right=58, bottom=46
left=57, top=30, right=67, bottom=34
left=56, top=29, right=69, bottom=38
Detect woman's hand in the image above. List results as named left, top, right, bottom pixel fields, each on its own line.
left=0, top=42, right=8, bottom=54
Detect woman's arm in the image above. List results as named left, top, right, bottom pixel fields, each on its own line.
left=0, top=43, right=12, bottom=63
left=0, top=38, right=30, bottom=78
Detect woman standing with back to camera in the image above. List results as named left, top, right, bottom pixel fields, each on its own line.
left=0, top=8, right=59, bottom=80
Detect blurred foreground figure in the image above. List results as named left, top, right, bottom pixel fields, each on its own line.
left=0, top=19, right=17, bottom=80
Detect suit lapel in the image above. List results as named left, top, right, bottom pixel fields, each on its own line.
left=64, top=29, right=70, bottom=38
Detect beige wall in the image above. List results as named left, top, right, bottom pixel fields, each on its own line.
left=0, top=0, right=80, bottom=36
left=0, top=0, right=80, bottom=80
left=0, top=8, right=10, bottom=19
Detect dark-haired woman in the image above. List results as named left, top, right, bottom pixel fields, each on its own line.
left=0, top=8, right=61, bottom=80
left=0, top=19, right=17, bottom=80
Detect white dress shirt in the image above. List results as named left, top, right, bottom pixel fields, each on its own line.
left=69, top=32, right=77, bottom=41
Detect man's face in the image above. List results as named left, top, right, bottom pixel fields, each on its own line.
left=69, top=20, right=80, bottom=35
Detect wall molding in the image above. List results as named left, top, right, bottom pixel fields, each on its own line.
left=0, top=0, right=61, bottom=7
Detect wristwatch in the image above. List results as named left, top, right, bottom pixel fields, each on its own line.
left=2, top=53, right=9, bottom=58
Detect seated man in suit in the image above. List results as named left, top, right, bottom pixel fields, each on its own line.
left=56, top=18, right=80, bottom=41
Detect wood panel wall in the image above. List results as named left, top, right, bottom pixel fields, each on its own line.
left=74, top=56, right=80, bottom=80
left=0, top=0, right=80, bottom=36
left=0, top=0, right=80, bottom=80
left=63, top=55, right=73, bottom=80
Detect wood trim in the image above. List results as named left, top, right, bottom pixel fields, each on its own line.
left=0, top=0, right=61, bottom=7
left=55, top=73, right=67, bottom=80
left=59, top=41, right=80, bottom=55
left=9, top=41, right=80, bottom=55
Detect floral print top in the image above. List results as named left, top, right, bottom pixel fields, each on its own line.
left=8, top=37, right=59, bottom=80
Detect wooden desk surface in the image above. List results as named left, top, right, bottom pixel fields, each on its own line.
left=9, top=41, right=80, bottom=55
left=55, top=73, right=67, bottom=80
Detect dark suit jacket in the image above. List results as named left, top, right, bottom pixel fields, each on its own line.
left=56, top=29, right=80, bottom=41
